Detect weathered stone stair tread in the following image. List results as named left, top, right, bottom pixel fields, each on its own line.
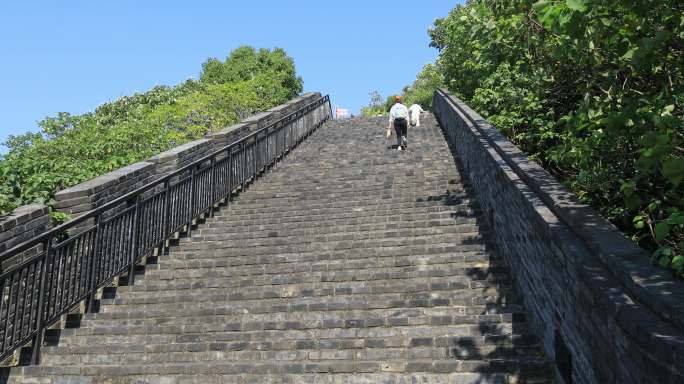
left=207, top=210, right=482, bottom=230
left=183, top=222, right=482, bottom=244
left=14, top=357, right=549, bottom=375
left=226, top=186, right=467, bottom=206
left=82, top=303, right=523, bottom=325
left=74, top=310, right=527, bottom=330
left=213, top=205, right=478, bottom=225
left=97, top=286, right=511, bottom=314
left=176, top=234, right=491, bottom=254
left=111, top=266, right=507, bottom=292
left=7, top=114, right=550, bottom=382
left=40, top=345, right=544, bottom=366
left=111, top=269, right=507, bottom=295
left=212, top=203, right=480, bottom=224
left=148, top=248, right=495, bottom=269
left=54, top=321, right=530, bottom=348
left=199, top=215, right=480, bottom=235
left=135, top=258, right=506, bottom=287
left=99, top=281, right=510, bottom=308
left=117, top=270, right=508, bottom=295
left=4, top=374, right=543, bottom=384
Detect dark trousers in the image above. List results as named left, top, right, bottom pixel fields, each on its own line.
left=394, top=118, right=407, bottom=147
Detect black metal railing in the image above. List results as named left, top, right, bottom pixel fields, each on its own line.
left=0, top=95, right=332, bottom=364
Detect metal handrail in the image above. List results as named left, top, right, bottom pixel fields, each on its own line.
left=0, top=95, right=332, bottom=364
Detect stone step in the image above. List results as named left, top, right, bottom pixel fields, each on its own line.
left=183, top=221, right=482, bottom=243
left=118, top=260, right=510, bottom=299
left=137, top=255, right=508, bottom=289
left=228, top=180, right=464, bottom=202
left=196, top=215, right=479, bottom=237
left=143, top=250, right=499, bottom=276
left=235, top=177, right=460, bottom=193
left=111, top=268, right=509, bottom=297
left=175, top=232, right=490, bottom=252
left=219, top=197, right=474, bottom=218
left=206, top=205, right=482, bottom=228
left=83, top=300, right=523, bottom=324
left=41, top=342, right=543, bottom=366
left=75, top=308, right=526, bottom=330
left=97, top=285, right=513, bottom=315
left=55, top=314, right=530, bottom=345
left=11, top=357, right=551, bottom=378
left=99, top=280, right=511, bottom=308
left=172, top=240, right=493, bottom=262
left=212, top=199, right=480, bottom=223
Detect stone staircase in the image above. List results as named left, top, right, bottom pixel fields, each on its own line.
left=5, top=114, right=551, bottom=383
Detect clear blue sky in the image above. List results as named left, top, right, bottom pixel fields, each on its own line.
left=0, top=1, right=459, bottom=152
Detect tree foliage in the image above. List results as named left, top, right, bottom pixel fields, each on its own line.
left=423, top=0, right=683, bottom=276
left=0, top=46, right=303, bottom=219
left=402, top=64, right=445, bottom=109
left=360, top=91, right=394, bottom=117
left=361, top=64, right=444, bottom=117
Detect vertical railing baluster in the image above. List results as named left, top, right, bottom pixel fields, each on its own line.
left=12, top=269, right=26, bottom=348
left=227, top=146, right=233, bottom=204
left=128, top=196, right=141, bottom=286
left=85, top=214, right=101, bottom=313
left=188, top=165, right=196, bottom=238
left=161, top=179, right=171, bottom=254
left=30, top=238, right=52, bottom=365
left=290, top=119, right=294, bottom=151
left=209, top=157, right=216, bottom=218
left=252, top=137, right=257, bottom=182
left=241, top=141, right=246, bottom=191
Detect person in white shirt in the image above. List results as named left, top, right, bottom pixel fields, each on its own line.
left=388, top=96, right=409, bottom=151
left=409, top=104, right=424, bottom=127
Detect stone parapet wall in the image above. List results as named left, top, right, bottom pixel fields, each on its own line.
left=53, top=93, right=324, bottom=223
left=432, top=89, right=684, bottom=384
left=54, top=162, right=155, bottom=217
left=207, top=92, right=321, bottom=153
left=0, top=204, right=51, bottom=272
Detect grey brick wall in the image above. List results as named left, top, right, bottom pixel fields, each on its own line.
left=53, top=161, right=156, bottom=232
left=13, top=92, right=326, bottom=237
left=0, top=204, right=51, bottom=272
left=207, top=92, right=322, bottom=153
left=432, top=89, right=684, bottom=384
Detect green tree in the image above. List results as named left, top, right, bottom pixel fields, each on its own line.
left=402, top=63, right=444, bottom=109
left=422, top=0, right=683, bottom=276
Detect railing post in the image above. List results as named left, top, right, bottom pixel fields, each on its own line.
left=128, top=196, right=141, bottom=286
left=85, top=214, right=102, bottom=313
left=188, top=165, right=196, bottom=238
left=227, top=146, right=233, bottom=203
left=289, top=119, right=293, bottom=152
left=241, top=141, right=246, bottom=191
left=209, top=157, right=216, bottom=218
left=252, top=137, right=257, bottom=182
left=264, top=127, right=271, bottom=167
left=281, top=121, right=285, bottom=157
left=30, top=238, right=52, bottom=365
left=327, top=96, right=332, bottom=120
left=161, top=179, right=171, bottom=254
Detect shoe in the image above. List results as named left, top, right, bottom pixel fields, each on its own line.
left=397, top=147, right=402, bottom=151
